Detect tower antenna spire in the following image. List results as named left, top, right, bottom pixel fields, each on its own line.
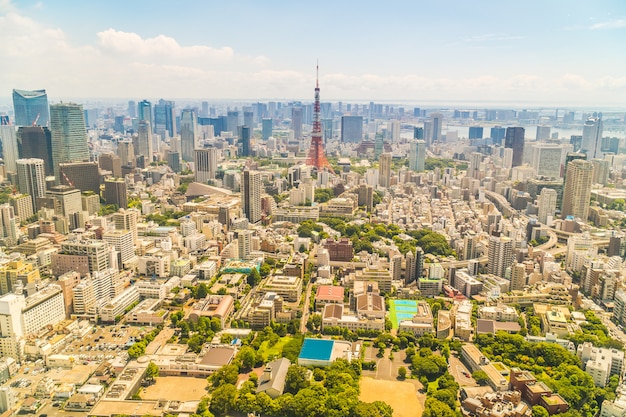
left=306, top=62, right=334, bottom=173
left=316, top=60, right=319, bottom=88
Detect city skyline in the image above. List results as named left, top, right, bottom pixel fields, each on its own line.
left=1, top=0, right=625, bottom=107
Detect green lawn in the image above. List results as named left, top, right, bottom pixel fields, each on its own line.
left=257, top=336, right=293, bottom=361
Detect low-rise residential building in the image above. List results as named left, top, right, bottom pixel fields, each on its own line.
left=578, top=342, right=624, bottom=388
left=262, top=275, right=302, bottom=302
left=478, top=304, right=520, bottom=322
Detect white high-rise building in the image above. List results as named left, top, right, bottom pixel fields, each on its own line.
left=537, top=188, right=557, bottom=225
left=388, top=120, right=401, bottom=142
left=72, top=280, right=96, bottom=315
left=16, top=158, right=46, bottom=213
left=0, top=126, right=18, bottom=173
left=0, top=205, right=18, bottom=247
left=582, top=117, right=603, bottom=159
left=237, top=230, right=253, bottom=260
left=0, top=293, right=26, bottom=358
left=103, top=229, right=135, bottom=264
left=408, top=140, right=426, bottom=172
left=487, top=234, right=513, bottom=278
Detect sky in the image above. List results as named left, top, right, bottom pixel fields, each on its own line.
left=1, top=0, right=625, bottom=107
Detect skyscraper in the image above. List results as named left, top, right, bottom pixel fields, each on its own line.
left=154, top=99, right=175, bottom=137
left=379, top=153, right=392, bottom=188
left=242, top=170, right=262, bottom=224
left=117, top=141, right=135, bottom=168
left=537, top=188, right=557, bottom=225
left=49, top=103, right=90, bottom=180
left=194, top=148, right=220, bottom=183
left=505, top=127, right=525, bottom=167
left=137, top=100, right=152, bottom=127
left=430, top=113, right=443, bottom=144
left=226, top=111, right=239, bottom=135
left=408, top=140, right=426, bottom=172
left=536, top=125, right=551, bottom=141
left=468, top=126, right=483, bottom=140
left=136, top=120, right=152, bottom=160
left=17, top=126, right=54, bottom=176
left=291, top=107, right=303, bottom=139
left=562, top=159, right=593, bottom=220
left=341, top=116, right=363, bottom=143
left=180, top=109, right=198, bottom=162
left=127, top=100, right=136, bottom=118
left=262, top=118, right=273, bottom=140
left=581, top=117, right=603, bottom=159
left=12, top=89, right=49, bottom=127
left=243, top=111, right=254, bottom=130
left=16, top=158, right=46, bottom=213
left=487, top=233, right=513, bottom=278
left=0, top=126, right=18, bottom=173
left=490, top=126, right=506, bottom=146
left=240, top=126, right=251, bottom=157
left=510, top=263, right=526, bottom=291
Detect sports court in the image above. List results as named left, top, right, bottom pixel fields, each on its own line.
left=389, top=299, right=419, bottom=328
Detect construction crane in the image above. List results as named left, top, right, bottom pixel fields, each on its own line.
left=31, top=113, right=40, bottom=126
left=61, top=170, right=75, bottom=188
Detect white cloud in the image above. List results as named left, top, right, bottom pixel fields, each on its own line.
left=590, top=19, right=626, bottom=30
left=97, top=29, right=235, bottom=61
left=0, top=2, right=624, bottom=106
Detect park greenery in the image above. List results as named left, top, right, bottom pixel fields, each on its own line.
left=204, top=358, right=393, bottom=417
left=317, top=216, right=456, bottom=257
left=474, top=331, right=619, bottom=417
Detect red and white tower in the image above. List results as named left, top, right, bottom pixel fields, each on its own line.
left=306, top=65, right=334, bottom=173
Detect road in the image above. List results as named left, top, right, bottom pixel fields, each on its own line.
left=300, top=281, right=313, bottom=333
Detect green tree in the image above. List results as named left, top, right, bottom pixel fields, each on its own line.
left=422, top=398, right=456, bottom=417
left=285, top=365, right=310, bottom=394
left=210, top=364, right=239, bottom=388
left=472, top=370, right=489, bottom=386
left=247, top=268, right=262, bottom=287
left=238, top=346, right=257, bottom=371
left=145, top=362, right=159, bottom=380
left=208, top=384, right=237, bottom=416
left=397, top=366, right=407, bottom=379
left=532, top=405, right=550, bottom=417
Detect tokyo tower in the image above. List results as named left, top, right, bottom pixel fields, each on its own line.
left=306, top=65, right=334, bottom=173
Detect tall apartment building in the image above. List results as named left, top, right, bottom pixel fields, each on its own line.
left=562, top=159, right=594, bottom=220
left=378, top=153, right=392, bottom=188
left=487, top=234, right=513, bottom=278
left=16, top=158, right=46, bottom=213
left=537, top=188, right=557, bottom=225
